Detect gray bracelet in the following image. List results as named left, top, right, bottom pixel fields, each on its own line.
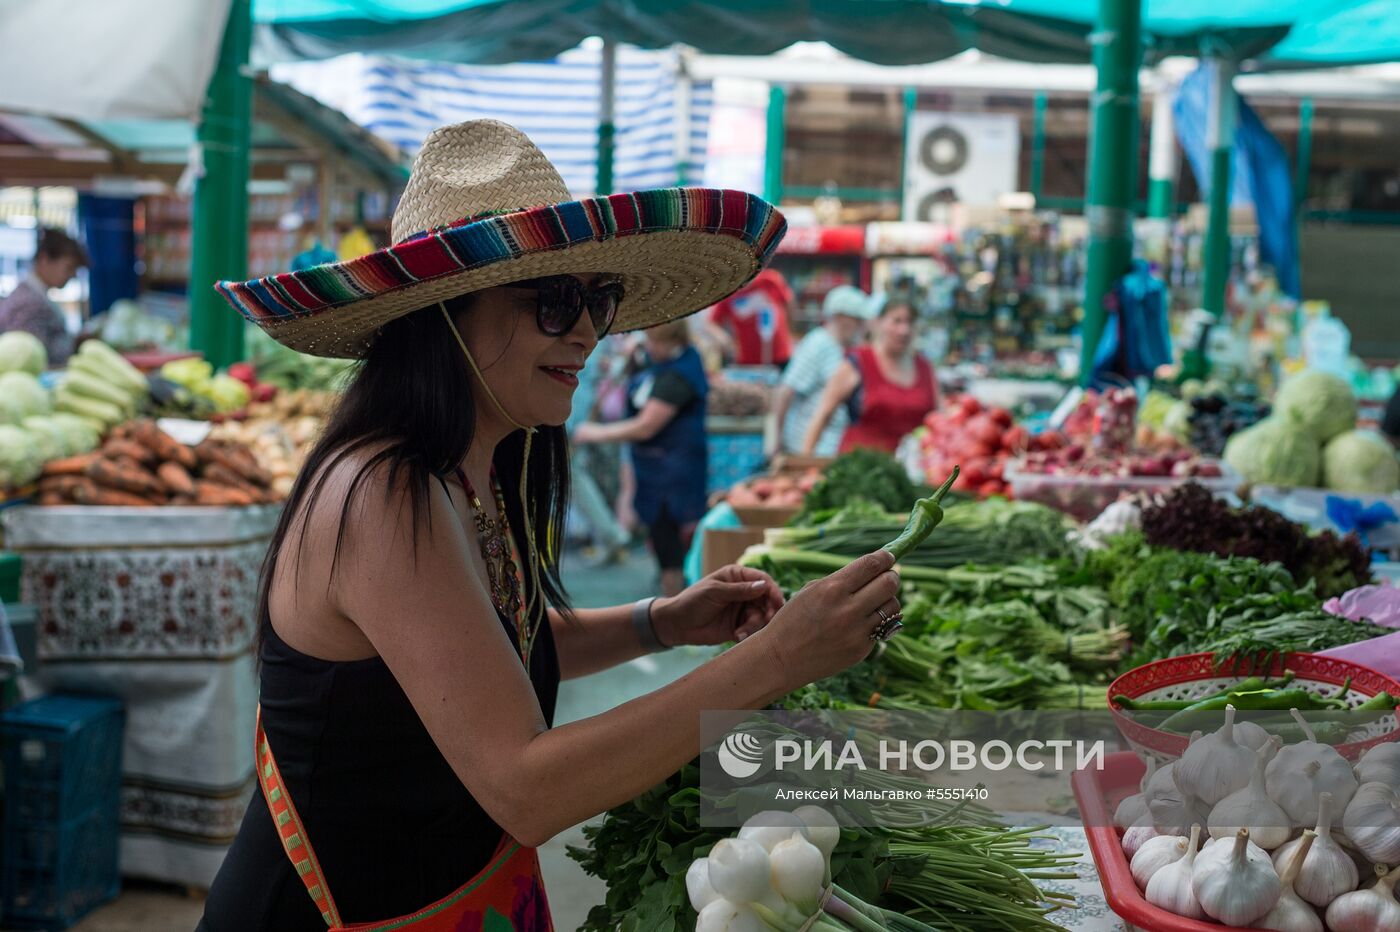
left=632, top=596, right=667, bottom=652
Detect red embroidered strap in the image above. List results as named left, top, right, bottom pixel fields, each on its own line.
left=256, top=706, right=344, bottom=928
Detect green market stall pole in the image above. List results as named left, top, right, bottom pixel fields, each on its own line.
left=1079, top=0, right=1144, bottom=385
left=1147, top=74, right=1178, bottom=218
left=596, top=36, right=617, bottom=195
left=189, top=0, right=252, bottom=369
left=1200, top=57, right=1237, bottom=316
left=763, top=85, right=786, bottom=205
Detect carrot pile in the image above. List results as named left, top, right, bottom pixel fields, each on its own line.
left=36, top=419, right=279, bottom=507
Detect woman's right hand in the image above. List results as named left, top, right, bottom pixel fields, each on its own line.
left=751, top=550, right=900, bottom=693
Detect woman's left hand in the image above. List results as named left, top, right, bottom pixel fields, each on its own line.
left=650, top=565, right=785, bottom=647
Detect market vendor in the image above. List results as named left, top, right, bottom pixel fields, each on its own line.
left=573, top=320, right=706, bottom=598
left=800, top=295, right=938, bottom=455
left=704, top=266, right=795, bottom=367
left=768, top=284, right=874, bottom=457
left=0, top=228, right=88, bottom=366
left=200, top=120, right=901, bottom=931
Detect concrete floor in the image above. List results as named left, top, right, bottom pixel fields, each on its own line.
left=7, top=545, right=709, bottom=932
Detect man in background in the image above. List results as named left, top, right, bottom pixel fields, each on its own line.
left=0, top=228, right=88, bottom=366
left=768, top=284, right=874, bottom=457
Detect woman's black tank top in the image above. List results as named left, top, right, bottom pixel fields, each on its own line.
left=198, top=601, right=559, bottom=930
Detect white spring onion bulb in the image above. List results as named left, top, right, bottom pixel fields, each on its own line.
left=687, top=857, right=720, bottom=912
left=695, top=899, right=766, bottom=932
left=737, top=811, right=808, bottom=853
left=1146, top=824, right=1205, bottom=919
left=1325, top=864, right=1400, bottom=932
left=1192, top=828, right=1282, bottom=926
left=1265, top=709, right=1359, bottom=825
left=1343, top=781, right=1400, bottom=865
left=1174, top=705, right=1258, bottom=806
left=769, top=835, right=825, bottom=914
left=791, top=805, right=840, bottom=864
left=1356, top=743, right=1400, bottom=788
left=1208, top=737, right=1292, bottom=849
left=1130, top=833, right=1189, bottom=890
left=1272, top=791, right=1357, bottom=908
left=1257, top=830, right=1322, bottom=932
left=706, top=838, right=773, bottom=906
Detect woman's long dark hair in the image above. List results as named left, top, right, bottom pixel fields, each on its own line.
left=255, top=293, right=573, bottom=650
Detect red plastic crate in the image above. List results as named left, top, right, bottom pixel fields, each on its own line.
left=1072, top=751, right=1269, bottom=932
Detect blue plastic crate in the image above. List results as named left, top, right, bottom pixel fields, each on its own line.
left=1, top=695, right=125, bottom=826
left=707, top=432, right=765, bottom=494
left=1, top=807, right=120, bottom=929
left=2, top=695, right=124, bottom=929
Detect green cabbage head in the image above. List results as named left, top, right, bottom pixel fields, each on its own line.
left=0, top=424, right=43, bottom=488
left=0, top=371, right=51, bottom=425
left=1274, top=370, right=1357, bottom=442
left=1224, top=416, right=1321, bottom=487
left=0, top=331, right=46, bottom=376
left=1323, top=429, right=1400, bottom=494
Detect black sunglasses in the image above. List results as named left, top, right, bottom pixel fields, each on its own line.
left=505, top=275, right=624, bottom=339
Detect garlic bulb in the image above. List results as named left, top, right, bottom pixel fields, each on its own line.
left=1258, top=830, right=1322, bottom=932
left=1145, top=758, right=1178, bottom=798
left=1122, top=819, right=1161, bottom=859
left=1273, top=791, right=1357, bottom=907
left=1192, top=828, right=1282, bottom=926
left=1343, top=781, right=1400, bottom=864
left=736, top=811, right=807, bottom=852
left=1325, top=864, right=1400, bottom=932
left=1209, top=737, right=1292, bottom=849
left=1265, top=709, right=1359, bottom=824
left=1356, top=742, right=1400, bottom=787
left=1131, top=833, right=1189, bottom=890
left=1174, top=705, right=1258, bottom=805
left=707, top=838, right=773, bottom=905
left=696, top=899, right=766, bottom=932
left=1114, top=758, right=1158, bottom=829
left=1232, top=717, right=1273, bottom=751
left=1149, top=787, right=1212, bottom=837
left=1146, top=824, right=1205, bottom=919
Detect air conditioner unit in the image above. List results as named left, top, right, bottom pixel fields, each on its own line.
left=902, top=112, right=1021, bottom=221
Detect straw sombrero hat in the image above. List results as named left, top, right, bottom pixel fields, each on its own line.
left=216, top=119, right=788, bottom=358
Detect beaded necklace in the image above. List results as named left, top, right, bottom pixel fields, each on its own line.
left=456, top=469, right=536, bottom=664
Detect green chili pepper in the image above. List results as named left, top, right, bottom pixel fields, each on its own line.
left=1113, top=696, right=1198, bottom=712
left=883, top=467, right=959, bottom=561
left=1159, top=688, right=1330, bottom=732
left=1359, top=691, right=1397, bottom=712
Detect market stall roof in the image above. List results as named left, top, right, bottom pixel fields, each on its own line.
left=251, top=0, right=1400, bottom=68
left=0, top=76, right=409, bottom=190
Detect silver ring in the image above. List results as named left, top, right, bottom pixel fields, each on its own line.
left=871, top=609, right=904, bottom=641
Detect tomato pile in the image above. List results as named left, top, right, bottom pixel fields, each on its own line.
left=917, top=396, right=1067, bottom=499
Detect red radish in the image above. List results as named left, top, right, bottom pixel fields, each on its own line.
left=989, top=407, right=1013, bottom=428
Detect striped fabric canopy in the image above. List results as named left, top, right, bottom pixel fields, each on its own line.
left=270, top=45, right=712, bottom=197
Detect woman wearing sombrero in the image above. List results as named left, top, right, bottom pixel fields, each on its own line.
left=200, top=121, right=902, bottom=931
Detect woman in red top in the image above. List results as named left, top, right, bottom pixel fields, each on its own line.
left=800, top=297, right=937, bottom=454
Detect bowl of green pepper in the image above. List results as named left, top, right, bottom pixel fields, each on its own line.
left=1107, top=651, right=1400, bottom=763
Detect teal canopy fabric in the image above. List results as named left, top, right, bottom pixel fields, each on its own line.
left=252, top=0, right=1400, bottom=67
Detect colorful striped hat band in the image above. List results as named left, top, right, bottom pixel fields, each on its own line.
left=215, top=119, right=787, bottom=359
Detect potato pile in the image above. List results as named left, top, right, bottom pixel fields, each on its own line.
left=726, top=469, right=820, bottom=510
left=208, top=389, right=331, bottom=497
left=37, top=419, right=280, bottom=507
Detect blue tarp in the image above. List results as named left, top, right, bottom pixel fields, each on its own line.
left=1173, top=65, right=1301, bottom=298
left=252, top=0, right=1400, bottom=68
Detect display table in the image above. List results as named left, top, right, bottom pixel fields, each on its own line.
left=2, top=504, right=279, bottom=889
